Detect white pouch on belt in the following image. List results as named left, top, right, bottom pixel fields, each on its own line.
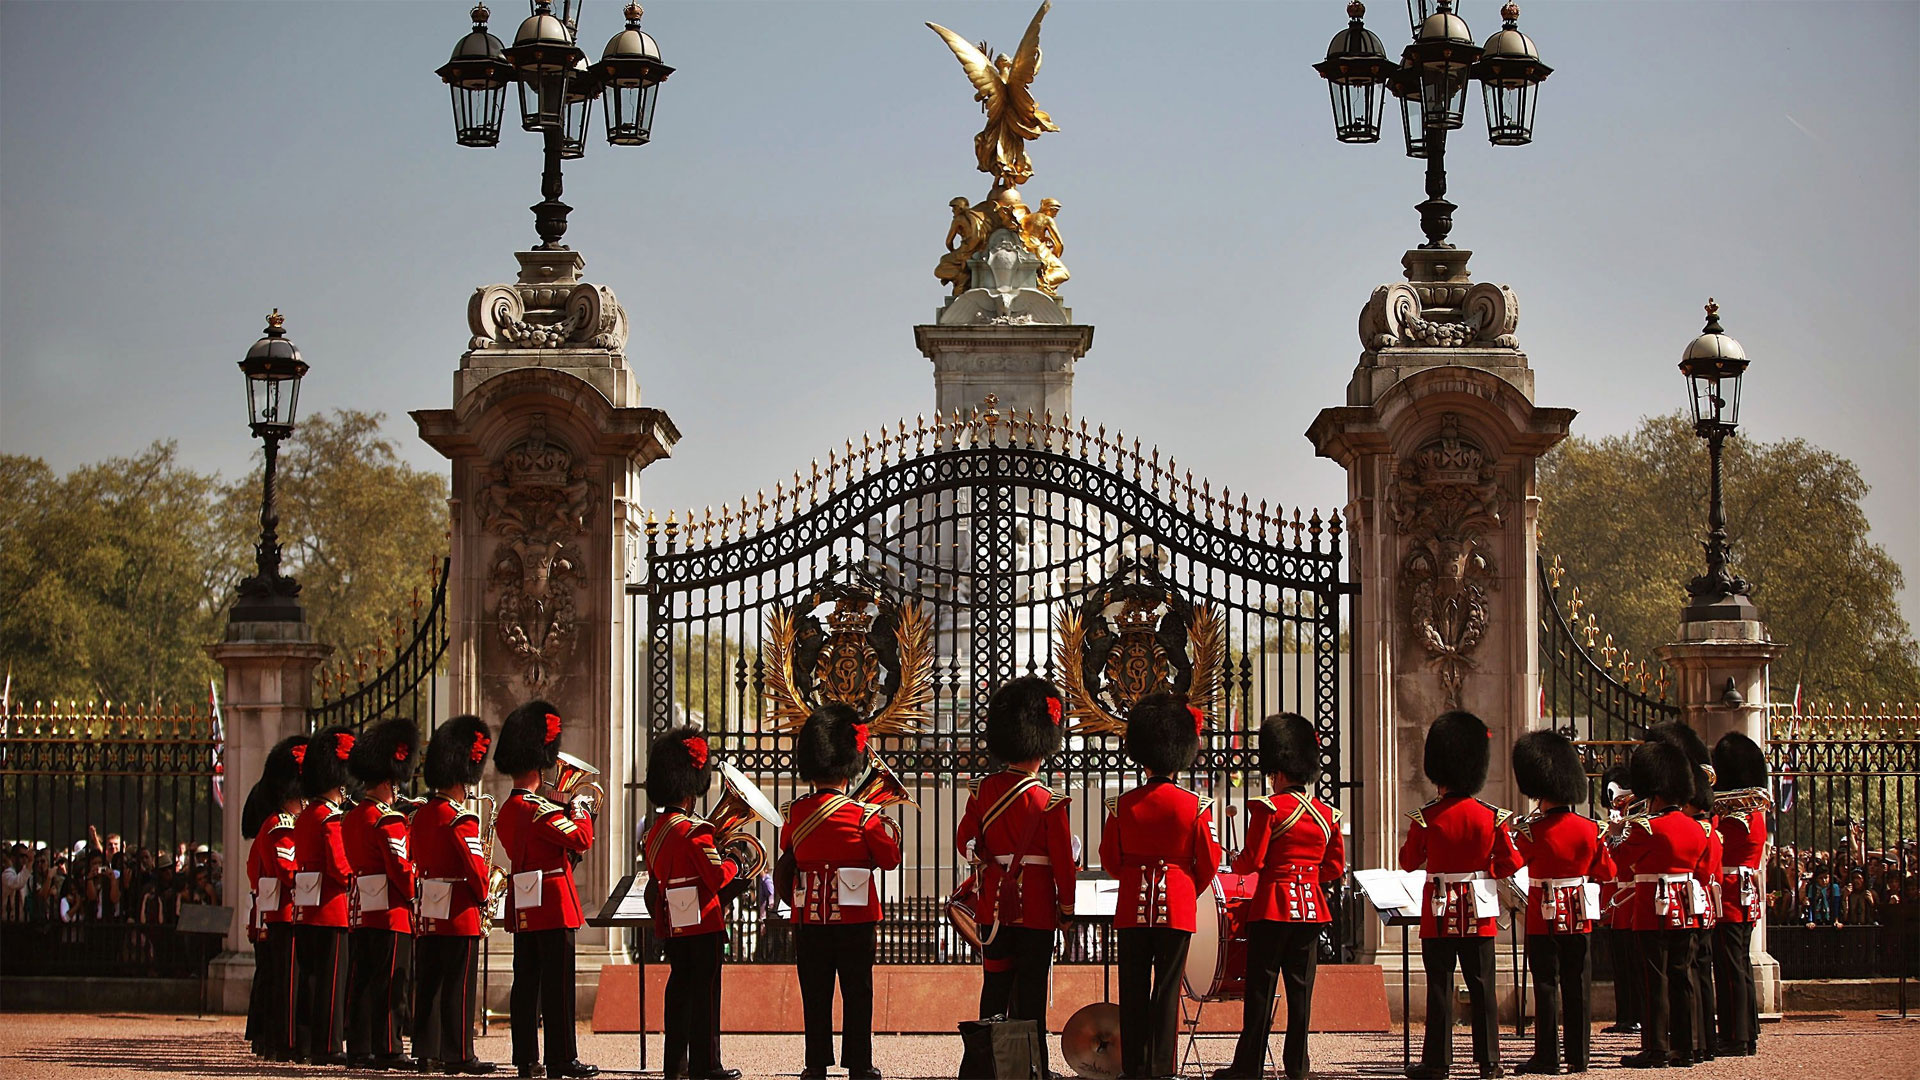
left=1688, top=880, right=1710, bottom=916
left=1470, top=878, right=1501, bottom=918
left=512, top=869, right=543, bottom=911
left=420, top=879, right=453, bottom=920
left=837, top=867, right=873, bottom=907
left=355, top=874, right=389, bottom=912
left=293, top=871, right=322, bottom=908
left=1583, top=882, right=1603, bottom=921
left=258, top=877, right=280, bottom=910
left=665, top=885, right=703, bottom=929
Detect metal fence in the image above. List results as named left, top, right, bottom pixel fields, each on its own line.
left=1539, top=555, right=1680, bottom=746
left=308, top=556, right=451, bottom=737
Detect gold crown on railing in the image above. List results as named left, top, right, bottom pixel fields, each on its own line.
left=1545, top=553, right=1672, bottom=700
left=1769, top=700, right=1914, bottom=739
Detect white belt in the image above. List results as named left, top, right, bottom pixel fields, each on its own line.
left=1430, top=871, right=1487, bottom=884
left=1635, top=873, right=1693, bottom=884
left=1721, top=865, right=1759, bottom=876
left=1536, top=876, right=1588, bottom=889
left=993, top=855, right=1050, bottom=867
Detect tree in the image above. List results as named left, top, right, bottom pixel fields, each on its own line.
left=1539, top=413, right=1920, bottom=705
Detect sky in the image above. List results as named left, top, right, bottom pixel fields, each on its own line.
left=2, top=0, right=1916, bottom=632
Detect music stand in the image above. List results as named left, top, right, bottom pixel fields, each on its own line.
left=1353, top=870, right=1424, bottom=1072
left=174, top=903, right=234, bottom=1017
left=588, top=873, right=653, bottom=1073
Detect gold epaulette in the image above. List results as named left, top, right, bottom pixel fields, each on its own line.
left=1407, top=800, right=1438, bottom=827
left=1103, top=795, right=1119, bottom=816
left=451, top=810, right=478, bottom=826
left=1329, top=805, right=1345, bottom=826
left=526, top=793, right=563, bottom=814
left=967, top=775, right=984, bottom=797
left=1478, top=799, right=1515, bottom=826
left=1197, top=796, right=1215, bottom=814
left=1045, top=789, right=1070, bottom=811
left=276, top=813, right=297, bottom=828
left=378, top=810, right=407, bottom=826
left=1248, top=795, right=1275, bottom=813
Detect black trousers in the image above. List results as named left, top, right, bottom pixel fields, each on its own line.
left=413, top=935, right=480, bottom=1066
left=294, top=923, right=349, bottom=1059
left=1690, top=927, right=1716, bottom=1054
left=1712, top=921, right=1757, bottom=1050
left=1420, top=936, right=1500, bottom=1070
left=1606, top=928, right=1642, bottom=1027
left=247, top=934, right=265, bottom=1047
left=1525, top=933, right=1591, bottom=1070
left=510, top=927, right=578, bottom=1068
left=662, top=930, right=725, bottom=1078
left=1117, top=927, right=1190, bottom=1079
left=1230, top=921, right=1319, bottom=1079
left=795, top=922, right=876, bottom=1070
left=346, top=927, right=411, bottom=1058
left=980, top=925, right=1055, bottom=1074
left=1637, top=928, right=1696, bottom=1059
left=253, top=923, right=297, bottom=1057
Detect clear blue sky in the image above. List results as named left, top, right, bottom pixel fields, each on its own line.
left=3, top=1, right=1916, bottom=634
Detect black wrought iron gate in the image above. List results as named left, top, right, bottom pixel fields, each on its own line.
left=628, top=408, right=1356, bottom=963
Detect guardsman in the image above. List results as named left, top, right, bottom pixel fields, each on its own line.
left=244, top=779, right=272, bottom=1055
left=1510, top=730, right=1615, bottom=1076
left=1100, top=693, right=1221, bottom=1080
left=1649, top=720, right=1719, bottom=1065
left=1598, top=763, right=1642, bottom=1039
left=1610, top=740, right=1709, bottom=1069
left=344, top=717, right=422, bottom=1070
left=1710, top=731, right=1767, bottom=1058
left=1214, top=713, right=1345, bottom=1080
left=411, top=716, right=498, bottom=1076
left=955, top=676, right=1077, bottom=1076
left=292, top=725, right=357, bottom=1066
left=243, top=735, right=306, bottom=1062
left=494, top=701, right=599, bottom=1080
left=643, top=727, right=753, bottom=1080
left=1399, top=710, right=1524, bottom=1080
left=782, top=706, right=903, bottom=1080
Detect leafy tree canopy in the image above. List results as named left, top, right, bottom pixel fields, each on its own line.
left=1540, top=413, right=1919, bottom=706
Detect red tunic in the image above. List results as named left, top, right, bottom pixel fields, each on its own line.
left=1099, top=778, right=1223, bottom=932
left=1398, top=795, right=1524, bottom=939
left=1717, top=810, right=1767, bottom=923
left=642, top=808, right=739, bottom=938
left=245, top=833, right=270, bottom=941
left=955, top=769, right=1078, bottom=930
left=410, top=795, right=491, bottom=938
left=1609, top=806, right=1711, bottom=931
left=1692, top=812, right=1722, bottom=930
left=495, top=788, right=593, bottom=933
left=258, top=813, right=297, bottom=925
left=1511, top=806, right=1614, bottom=935
left=293, top=798, right=353, bottom=927
left=1229, top=788, right=1345, bottom=924
left=344, top=799, right=417, bottom=934
left=779, top=790, right=903, bottom=925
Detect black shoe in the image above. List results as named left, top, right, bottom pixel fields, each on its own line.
left=799, top=1070, right=827, bottom=1080
left=550, top=1064, right=598, bottom=1079
left=1602, top=1022, right=1641, bottom=1035
left=376, top=1057, right=419, bottom=1072
left=517, top=1066, right=546, bottom=1079
left=1669, top=1053, right=1693, bottom=1067
left=849, top=1069, right=883, bottom=1080
left=350, top=1057, right=375, bottom=1070
left=698, top=1071, right=740, bottom=1080
left=313, top=1053, right=351, bottom=1067
left=417, top=1062, right=439, bottom=1074
left=1513, top=1057, right=1559, bottom=1075
left=1406, top=1064, right=1450, bottom=1079
left=1618, top=1052, right=1668, bottom=1069
left=447, top=1062, right=499, bottom=1076
left=1480, top=1067, right=1507, bottom=1079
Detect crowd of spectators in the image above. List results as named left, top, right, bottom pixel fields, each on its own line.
left=0, top=827, right=222, bottom=927
left=1765, top=839, right=1918, bottom=930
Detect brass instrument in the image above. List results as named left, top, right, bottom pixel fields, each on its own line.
left=467, top=792, right=509, bottom=918
left=849, top=751, right=919, bottom=811
left=551, top=751, right=606, bottom=816
left=392, top=794, right=428, bottom=817
left=710, top=759, right=785, bottom=877
left=1712, top=786, right=1773, bottom=817
left=1061, top=1002, right=1122, bottom=1080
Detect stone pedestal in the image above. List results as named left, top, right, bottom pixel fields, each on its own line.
left=413, top=250, right=677, bottom=978
left=1308, top=250, right=1575, bottom=959
left=916, top=228, right=1092, bottom=419
left=1659, top=616, right=1788, bottom=1013
left=204, top=617, right=332, bottom=1010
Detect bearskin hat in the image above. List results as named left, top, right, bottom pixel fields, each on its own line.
left=1713, top=730, right=1769, bottom=791
left=494, top=699, right=564, bottom=778
left=1512, top=729, right=1587, bottom=807
left=1646, top=721, right=1714, bottom=810
left=240, top=779, right=275, bottom=840
left=646, top=727, right=713, bottom=808
left=424, top=715, right=492, bottom=792
left=262, top=734, right=308, bottom=806
left=1258, top=712, right=1320, bottom=785
left=986, top=676, right=1065, bottom=764
left=796, top=704, right=866, bottom=784
left=1423, top=709, right=1491, bottom=796
left=348, top=717, right=421, bottom=788
left=299, top=725, right=357, bottom=798
left=1628, top=739, right=1695, bottom=806
left=1122, top=692, right=1201, bottom=776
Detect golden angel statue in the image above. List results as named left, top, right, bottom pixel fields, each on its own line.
left=927, top=1, right=1059, bottom=188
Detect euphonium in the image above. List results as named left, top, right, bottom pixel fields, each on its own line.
left=709, top=759, right=785, bottom=877
left=551, top=751, right=606, bottom=815
left=468, top=792, right=509, bottom=918
left=849, top=751, right=918, bottom=811
left=1712, top=786, right=1773, bottom=817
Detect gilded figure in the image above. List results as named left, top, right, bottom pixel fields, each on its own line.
left=935, top=196, right=990, bottom=295
left=927, top=1, right=1059, bottom=188
left=1020, top=197, right=1068, bottom=297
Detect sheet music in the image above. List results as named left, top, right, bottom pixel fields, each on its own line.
left=612, top=885, right=650, bottom=920
left=1353, top=868, right=1425, bottom=918
left=1073, top=878, right=1120, bottom=917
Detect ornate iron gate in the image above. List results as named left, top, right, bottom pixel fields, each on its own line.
left=629, top=406, right=1357, bottom=963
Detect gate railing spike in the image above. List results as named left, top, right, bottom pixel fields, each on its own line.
left=1132, top=437, right=1143, bottom=483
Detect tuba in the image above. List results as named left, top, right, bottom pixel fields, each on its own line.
left=467, top=792, right=510, bottom=918
left=551, top=751, right=606, bottom=816
left=1713, top=786, right=1773, bottom=817
left=849, top=751, right=918, bottom=811
left=710, top=759, right=785, bottom=877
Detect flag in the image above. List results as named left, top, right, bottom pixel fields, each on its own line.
left=1775, top=683, right=1801, bottom=814
left=209, top=679, right=225, bottom=810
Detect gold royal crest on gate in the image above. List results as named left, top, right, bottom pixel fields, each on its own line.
left=763, top=570, right=935, bottom=735
left=1054, top=559, right=1225, bottom=737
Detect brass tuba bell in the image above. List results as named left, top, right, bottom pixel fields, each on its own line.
left=849, top=751, right=918, bottom=811
left=710, top=759, right=785, bottom=877
left=551, top=751, right=606, bottom=815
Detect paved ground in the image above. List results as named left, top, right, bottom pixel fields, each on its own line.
left=6, top=1013, right=1919, bottom=1080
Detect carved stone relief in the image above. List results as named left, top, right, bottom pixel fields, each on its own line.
left=1359, top=280, right=1519, bottom=351
left=468, top=280, right=627, bottom=352
left=1391, top=414, right=1504, bottom=707
left=482, top=415, right=595, bottom=687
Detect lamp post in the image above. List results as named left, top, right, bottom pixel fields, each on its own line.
left=232, top=310, right=310, bottom=623
left=1314, top=1, right=1551, bottom=248
left=1679, top=298, right=1758, bottom=622
left=436, top=2, right=673, bottom=250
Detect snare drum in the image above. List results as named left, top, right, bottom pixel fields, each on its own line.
left=1183, top=871, right=1257, bottom=1002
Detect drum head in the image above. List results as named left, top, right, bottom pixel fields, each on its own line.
left=1061, top=1002, right=1122, bottom=1080
left=1184, top=879, right=1221, bottom=1000
left=717, top=759, right=785, bottom=827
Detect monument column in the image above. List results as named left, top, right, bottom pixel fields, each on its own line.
left=1308, top=249, right=1574, bottom=960
left=414, top=249, right=678, bottom=1000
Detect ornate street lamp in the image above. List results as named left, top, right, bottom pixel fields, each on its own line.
left=1314, top=0, right=1552, bottom=248
left=232, top=310, right=309, bottom=623
left=1679, top=298, right=1758, bottom=621
left=436, top=2, right=674, bottom=249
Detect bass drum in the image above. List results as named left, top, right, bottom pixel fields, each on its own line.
left=1183, top=871, right=1257, bottom=1002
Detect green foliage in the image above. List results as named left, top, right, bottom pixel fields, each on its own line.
left=1540, top=413, right=1920, bottom=705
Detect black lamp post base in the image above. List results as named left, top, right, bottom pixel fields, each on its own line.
left=232, top=575, right=305, bottom=623
left=1682, top=589, right=1759, bottom=624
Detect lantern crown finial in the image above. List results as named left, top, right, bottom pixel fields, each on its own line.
left=1348, top=1, right=1366, bottom=19
left=626, top=3, right=644, bottom=23
left=1501, top=1, right=1520, bottom=24
left=265, top=308, right=285, bottom=334
left=470, top=2, right=490, bottom=25
left=1703, top=297, right=1723, bottom=333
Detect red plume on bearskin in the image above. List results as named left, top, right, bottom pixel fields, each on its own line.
left=646, top=727, right=713, bottom=808
left=261, top=734, right=308, bottom=806
left=348, top=717, right=421, bottom=787
left=424, top=715, right=491, bottom=791
left=1124, top=692, right=1202, bottom=776
left=796, top=704, right=864, bottom=784
left=986, top=676, right=1066, bottom=764
left=299, top=725, right=356, bottom=798
left=494, top=699, right=564, bottom=776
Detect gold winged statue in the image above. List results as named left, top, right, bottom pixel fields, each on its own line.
left=927, top=1, right=1059, bottom=188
